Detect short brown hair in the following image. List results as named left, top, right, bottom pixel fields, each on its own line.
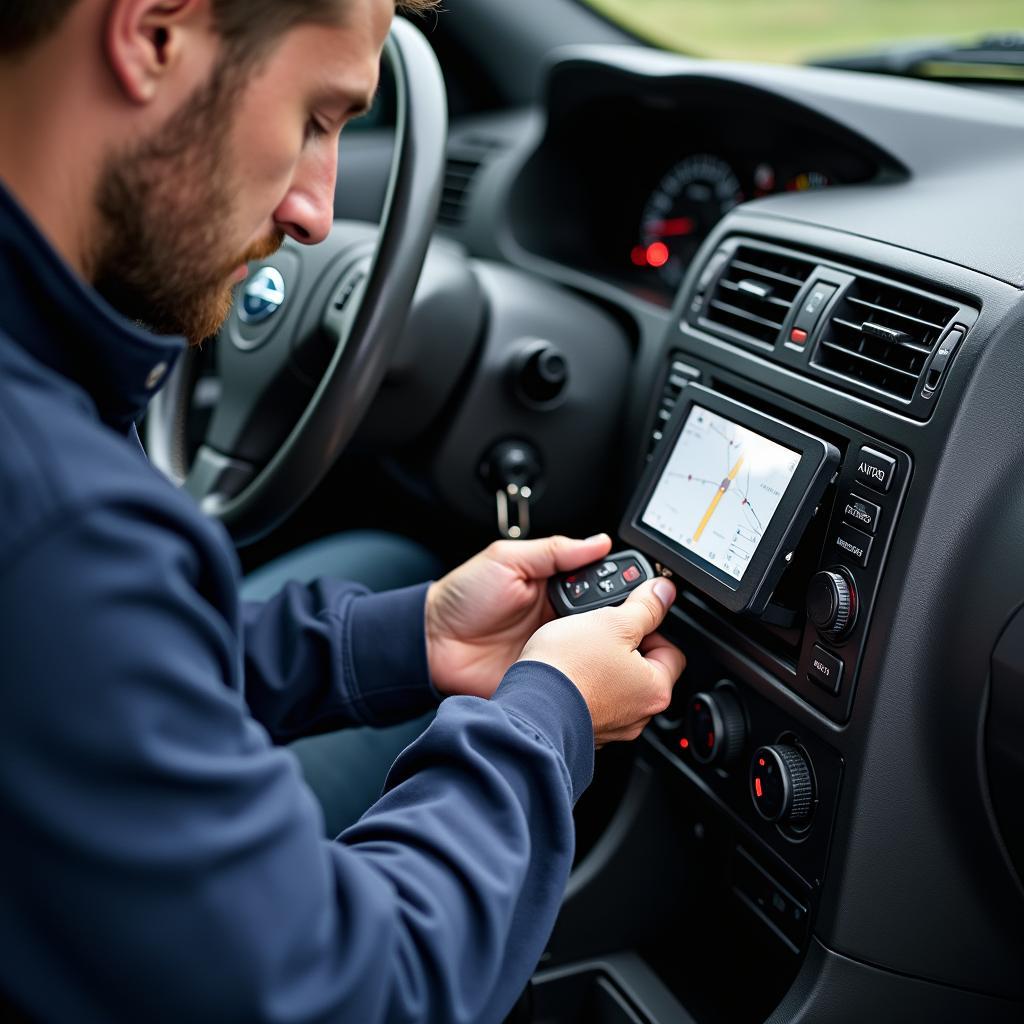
left=0, top=0, right=441, bottom=59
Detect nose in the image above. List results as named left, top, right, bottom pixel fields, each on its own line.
left=273, top=147, right=338, bottom=246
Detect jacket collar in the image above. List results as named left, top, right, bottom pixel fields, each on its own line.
left=0, top=179, right=184, bottom=430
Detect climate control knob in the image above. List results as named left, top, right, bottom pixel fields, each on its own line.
left=807, top=568, right=857, bottom=641
left=750, top=745, right=815, bottom=825
left=685, top=688, right=746, bottom=766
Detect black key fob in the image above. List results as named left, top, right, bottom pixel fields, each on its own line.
left=548, top=550, right=657, bottom=617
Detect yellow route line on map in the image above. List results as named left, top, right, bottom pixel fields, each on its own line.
left=692, top=454, right=745, bottom=543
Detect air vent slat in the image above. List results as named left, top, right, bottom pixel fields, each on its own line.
left=708, top=300, right=784, bottom=332
left=845, top=296, right=947, bottom=332
left=718, top=280, right=792, bottom=310
left=819, top=342, right=920, bottom=381
left=729, top=259, right=806, bottom=288
left=831, top=316, right=930, bottom=354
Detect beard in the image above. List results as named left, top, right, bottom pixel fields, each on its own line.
left=92, top=63, right=283, bottom=345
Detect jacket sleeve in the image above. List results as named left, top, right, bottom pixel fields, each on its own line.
left=0, top=500, right=594, bottom=1024
left=240, top=579, right=440, bottom=741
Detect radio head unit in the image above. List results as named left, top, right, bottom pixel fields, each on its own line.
left=621, top=385, right=839, bottom=616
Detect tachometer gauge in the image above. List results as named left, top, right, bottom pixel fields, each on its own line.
left=634, top=154, right=744, bottom=288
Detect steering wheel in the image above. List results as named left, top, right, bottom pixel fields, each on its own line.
left=145, top=18, right=447, bottom=545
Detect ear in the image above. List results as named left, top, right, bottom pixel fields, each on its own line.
left=103, top=0, right=211, bottom=105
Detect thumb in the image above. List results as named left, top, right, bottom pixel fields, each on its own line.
left=610, top=577, right=676, bottom=647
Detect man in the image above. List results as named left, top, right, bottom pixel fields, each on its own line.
left=0, top=1, right=685, bottom=1020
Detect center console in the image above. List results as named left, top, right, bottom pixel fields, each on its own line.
left=552, top=223, right=987, bottom=1009
left=620, top=351, right=911, bottom=957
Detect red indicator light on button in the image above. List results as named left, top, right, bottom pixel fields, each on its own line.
left=679, top=737, right=689, bottom=750
left=758, top=758, right=766, bottom=767
left=755, top=777, right=764, bottom=798
left=622, top=565, right=641, bottom=583
left=790, top=328, right=808, bottom=345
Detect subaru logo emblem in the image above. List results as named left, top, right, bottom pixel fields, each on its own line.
left=239, top=266, right=286, bottom=324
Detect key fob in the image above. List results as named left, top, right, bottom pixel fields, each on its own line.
left=548, top=550, right=657, bottom=617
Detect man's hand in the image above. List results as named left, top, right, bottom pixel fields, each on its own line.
left=425, top=534, right=616, bottom=698
left=519, top=579, right=686, bottom=746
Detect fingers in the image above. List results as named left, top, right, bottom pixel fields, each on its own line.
left=643, top=642, right=687, bottom=692
left=489, top=533, right=613, bottom=578
left=610, top=578, right=676, bottom=647
left=638, top=630, right=667, bottom=655
left=640, top=631, right=687, bottom=680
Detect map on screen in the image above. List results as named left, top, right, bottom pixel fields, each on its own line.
left=642, top=405, right=800, bottom=583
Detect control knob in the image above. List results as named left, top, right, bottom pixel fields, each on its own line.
left=510, top=340, right=569, bottom=407
left=807, top=568, right=857, bottom=641
left=750, top=745, right=815, bottom=825
left=685, top=688, right=746, bottom=766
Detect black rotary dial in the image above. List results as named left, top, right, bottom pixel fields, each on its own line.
left=686, top=688, right=746, bottom=766
left=750, top=745, right=815, bottom=825
left=807, top=567, right=857, bottom=642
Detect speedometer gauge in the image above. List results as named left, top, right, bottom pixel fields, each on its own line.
left=635, top=154, right=744, bottom=288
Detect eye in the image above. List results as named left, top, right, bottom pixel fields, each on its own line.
left=304, top=117, right=329, bottom=143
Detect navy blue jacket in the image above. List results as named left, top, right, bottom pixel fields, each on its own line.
left=0, top=182, right=594, bottom=1022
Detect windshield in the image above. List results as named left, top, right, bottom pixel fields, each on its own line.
left=582, top=0, right=1023, bottom=64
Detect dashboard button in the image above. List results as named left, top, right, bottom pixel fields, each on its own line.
left=808, top=645, right=843, bottom=695
left=855, top=446, right=896, bottom=494
left=835, top=522, right=873, bottom=567
left=923, top=325, right=966, bottom=394
left=843, top=494, right=881, bottom=535
left=792, top=282, right=838, bottom=337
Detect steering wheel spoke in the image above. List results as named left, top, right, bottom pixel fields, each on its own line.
left=185, top=445, right=256, bottom=516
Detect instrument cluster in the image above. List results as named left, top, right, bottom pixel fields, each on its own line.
left=633, top=153, right=835, bottom=290
left=508, top=88, right=885, bottom=306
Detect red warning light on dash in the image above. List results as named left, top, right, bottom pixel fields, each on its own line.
left=631, top=242, right=671, bottom=269
left=679, top=737, right=690, bottom=750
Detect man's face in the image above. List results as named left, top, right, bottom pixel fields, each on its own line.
left=94, top=0, right=391, bottom=344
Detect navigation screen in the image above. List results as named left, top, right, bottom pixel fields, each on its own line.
left=641, top=405, right=801, bottom=584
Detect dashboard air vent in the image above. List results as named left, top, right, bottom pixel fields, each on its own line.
left=438, top=136, right=507, bottom=227
left=439, top=157, right=484, bottom=226
left=647, top=354, right=699, bottom=460
left=812, top=277, right=958, bottom=402
left=701, top=245, right=815, bottom=347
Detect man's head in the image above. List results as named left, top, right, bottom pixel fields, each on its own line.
left=0, top=0, right=438, bottom=343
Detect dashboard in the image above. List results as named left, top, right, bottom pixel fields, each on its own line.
left=338, top=37, right=1024, bottom=1024
left=507, top=81, right=891, bottom=301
